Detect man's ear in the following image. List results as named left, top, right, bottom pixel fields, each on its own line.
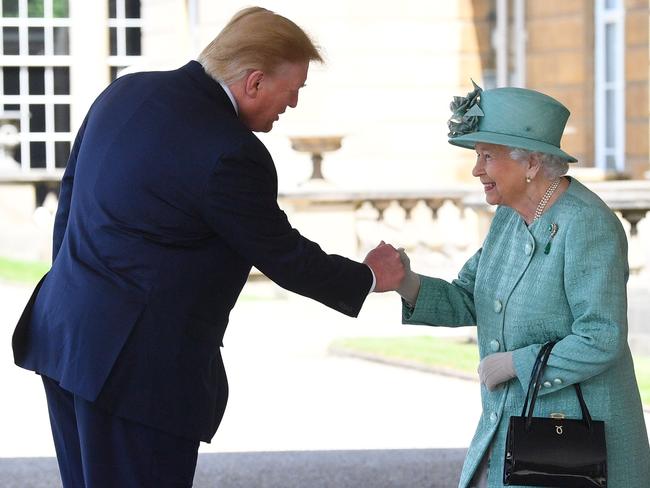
left=243, top=70, right=264, bottom=98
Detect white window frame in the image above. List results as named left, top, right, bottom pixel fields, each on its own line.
left=594, top=0, right=625, bottom=172
left=108, top=0, right=142, bottom=77
left=1, top=0, right=72, bottom=174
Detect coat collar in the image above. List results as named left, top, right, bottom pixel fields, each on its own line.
left=180, top=60, right=238, bottom=117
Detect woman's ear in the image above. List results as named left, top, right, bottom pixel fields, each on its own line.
left=243, top=70, right=264, bottom=98
left=526, top=153, right=543, bottom=180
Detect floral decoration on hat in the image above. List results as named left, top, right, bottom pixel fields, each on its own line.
left=447, top=80, right=484, bottom=138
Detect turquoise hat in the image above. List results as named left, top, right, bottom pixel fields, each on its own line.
left=447, top=81, right=577, bottom=162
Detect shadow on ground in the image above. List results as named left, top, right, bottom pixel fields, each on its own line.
left=0, top=448, right=466, bottom=487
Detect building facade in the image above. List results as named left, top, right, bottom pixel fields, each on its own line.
left=1, top=0, right=648, bottom=184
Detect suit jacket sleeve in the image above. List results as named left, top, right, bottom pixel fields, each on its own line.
left=52, top=115, right=89, bottom=260
left=201, top=149, right=372, bottom=317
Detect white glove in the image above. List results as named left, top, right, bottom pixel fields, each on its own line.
left=396, top=248, right=421, bottom=306
left=478, top=351, right=515, bottom=391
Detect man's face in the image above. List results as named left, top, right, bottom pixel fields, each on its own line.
left=242, top=61, right=309, bottom=133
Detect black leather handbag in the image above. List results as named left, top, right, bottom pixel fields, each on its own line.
left=503, top=341, right=607, bottom=487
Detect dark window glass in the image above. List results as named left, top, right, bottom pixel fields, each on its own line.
left=53, top=27, right=69, bottom=55
left=54, top=104, right=70, bottom=132
left=3, top=67, right=20, bottom=95
left=109, top=27, right=117, bottom=55
left=125, top=0, right=140, bottom=18
left=109, top=0, right=116, bottom=18
left=3, top=27, right=19, bottom=55
left=53, top=67, right=70, bottom=94
left=28, top=0, right=44, bottom=18
left=125, top=27, right=141, bottom=55
left=55, top=141, right=70, bottom=168
left=13, top=143, right=22, bottom=164
left=30, top=141, right=46, bottom=168
left=4, top=104, right=20, bottom=111
left=29, top=104, right=46, bottom=132
left=28, top=67, right=45, bottom=94
left=2, top=0, right=19, bottom=17
left=28, top=27, right=45, bottom=55
left=53, top=0, right=69, bottom=18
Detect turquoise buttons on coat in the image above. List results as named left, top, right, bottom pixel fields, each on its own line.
left=524, top=243, right=533, bottom=255
left=489, top=412, right=498, bottom=423
left=493, top=300, right=502, bottom=313
left=490, top=340, right=500, bottom=352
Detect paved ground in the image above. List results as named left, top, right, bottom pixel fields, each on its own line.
left=1, top=278, right=648, bottom=487
left=1, top=280, right=480, bottom=487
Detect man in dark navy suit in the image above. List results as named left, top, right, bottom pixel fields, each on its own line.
left=12, top=7, right=404, bottom=487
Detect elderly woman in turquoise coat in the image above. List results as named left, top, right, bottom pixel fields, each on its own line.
left=394, top=84, right=650, bottom=487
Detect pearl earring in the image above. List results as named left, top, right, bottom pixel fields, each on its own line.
left=526, top=176, right=532, bottom=183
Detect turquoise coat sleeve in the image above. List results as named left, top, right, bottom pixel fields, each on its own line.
left=511, top=201, right=629, bottom=395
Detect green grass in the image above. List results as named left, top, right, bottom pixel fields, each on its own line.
left=332, top=335, right=650, bottom=408
left=331, top=335, right=479, bottom=375
left=0, top=256, right=50, bottom=284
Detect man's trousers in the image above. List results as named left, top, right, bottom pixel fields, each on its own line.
left=42, top=376, right=200, bottom=487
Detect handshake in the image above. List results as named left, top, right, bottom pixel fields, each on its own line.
left=363, top=241, right=421, bottom=304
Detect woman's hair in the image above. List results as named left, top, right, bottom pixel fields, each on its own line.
left=198, top=7, right=323, bottom=85
left=510, top=148, right=570, bottom=179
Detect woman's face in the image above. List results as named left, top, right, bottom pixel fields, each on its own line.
left=472, top=142, right=527, bottom=207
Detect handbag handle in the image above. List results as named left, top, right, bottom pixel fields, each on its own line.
left=521, top=341, right=594, bottom=431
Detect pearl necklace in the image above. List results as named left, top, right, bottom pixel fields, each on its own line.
left=532, top=178, right=561, bottom=222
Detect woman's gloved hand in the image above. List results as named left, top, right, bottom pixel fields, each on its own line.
left=478, top=351, right=515, bottom=390
left=396, top=248, right=421, bottom=306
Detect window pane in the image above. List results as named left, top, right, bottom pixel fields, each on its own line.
left=30, top=142, right=46, bottom=168
left=53, top=27, right=69, bottom=55
left=3, top=27, right=20, bottom=55
left=109, top=27, right=117, bottom=55
left=29, top=104, right=46, bottom=132
left=55, top=141, right=70, bottom=168
left=54, top=104, right=70, bottom=132
left=3, top=67, right=20, bottom=95
left=605, top=154, right=616, bottom=171
left=605, top=23, right=616, bottom=83
left=605, top=0, right=619, bottom=9
left=53, top=0, right=69, bottom=18
left=109, top=0, right=116, bottom=18
left=605, top=90, right=616, bottom=148
left=28, top=27, right=45, bottom=55
left=28, top=67, right=45, bottom=94
left=53, top=66, right=70, bottom=94
left=125, top=27, right=141, bottom=55
left=3, top=0, right=19, bottom=17
left=4, top=104, right=20, bottom=111
left=28, top=0, right=44, bottom=17
left=125, top=0, right=140, bottom=18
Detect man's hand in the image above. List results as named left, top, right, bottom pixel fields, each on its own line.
left=363, top=241, right=405, bottom=292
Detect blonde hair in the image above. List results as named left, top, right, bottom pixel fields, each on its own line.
left=198, top=7, right=323, bottom=85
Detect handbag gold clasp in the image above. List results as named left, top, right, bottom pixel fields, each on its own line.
left=550, top=412, right=565, bottom=419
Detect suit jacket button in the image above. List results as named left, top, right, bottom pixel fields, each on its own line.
left=543, top=381, right=552, bottom=388
left=490, top=340, right=500, bottom=352
left=524, top=243, right=533, bottom=255
left=553, top=378, right=562, bottom=385
left=489, top=412, right=498, bottom=423
left=493, top=300, right=502, bottom=313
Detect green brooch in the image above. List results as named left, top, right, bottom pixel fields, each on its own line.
left=544, top=223, right=559, bottom=254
